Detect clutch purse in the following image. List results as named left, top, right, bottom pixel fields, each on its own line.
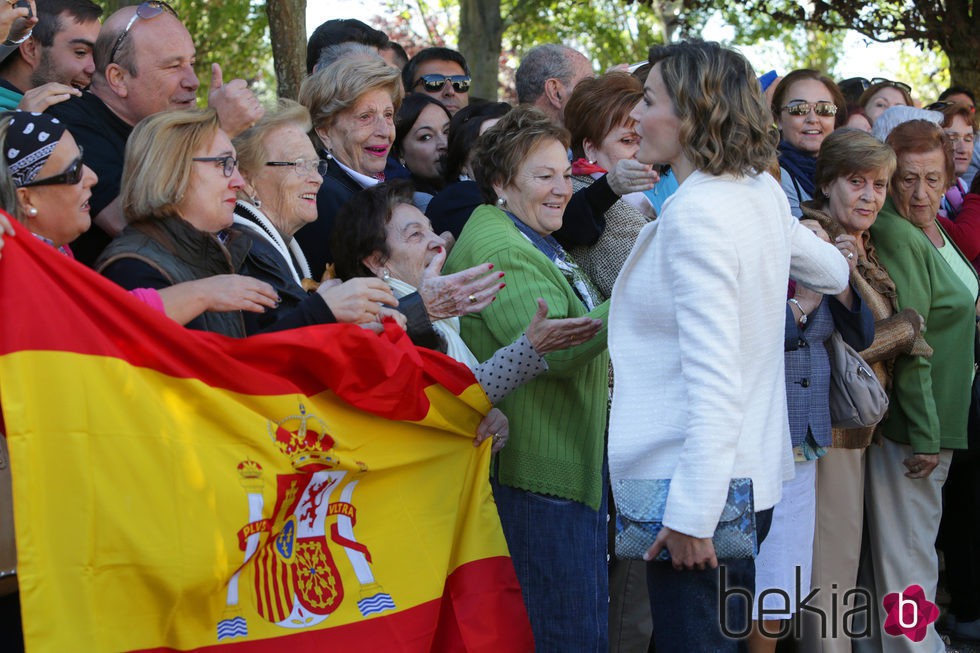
left=614, top=477, right=757, bottom=561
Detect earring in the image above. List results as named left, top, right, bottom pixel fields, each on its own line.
left=27, top=207, right=37, bottom=217
left=588, top=158, right=596, bottom=165
left=496, top=197, right=507, bottom=208
left=250, top=195, right=262, bottom=209
left=382, top=268, right=390, bottom=281
left=324, top=149, right=333, bottom=160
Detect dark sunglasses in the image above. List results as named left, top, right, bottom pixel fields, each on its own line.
left=108, top=1, right=179, bottom=66
left=840, top=76, right=912, bottom=94
left=414, top=74, right=471, bottom=94
left=925, top=99, right=976, bottom=114
left=21, top=147, right=85, bottom=187
left=192, top=154, right=239, bottom=178
left=782, top=101, right=838, bottom=117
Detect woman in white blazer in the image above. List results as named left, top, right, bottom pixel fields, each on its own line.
left=607, top=40, right=851, bottom=651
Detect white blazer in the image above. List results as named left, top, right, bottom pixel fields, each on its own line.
left=608, top=170, right=848, bottom=538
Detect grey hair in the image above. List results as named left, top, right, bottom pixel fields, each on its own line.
left=515, top=44, right=577, bottom=105
left=871, top=106, right=943, bottom=142
left=315, top=42, right=382, bottom=72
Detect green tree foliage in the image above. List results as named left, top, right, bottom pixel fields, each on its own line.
left=675, top=0, right=980, bottom=93
left=171, top=0, right=272, bottom=101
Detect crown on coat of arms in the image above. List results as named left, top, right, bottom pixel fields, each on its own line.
left=236, top=459, right=263, bottom=479
left=267, top=404, right=338, bottom=471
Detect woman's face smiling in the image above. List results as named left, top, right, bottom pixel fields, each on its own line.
left=777, top=78, right=836, bottom=155
left=321, top=88, right=395, bottom=177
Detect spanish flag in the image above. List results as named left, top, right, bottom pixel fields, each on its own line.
left=0, top=215, right=532, bottom=652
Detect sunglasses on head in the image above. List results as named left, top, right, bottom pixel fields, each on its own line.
left=782, top=102, right=838, bottom=117
left=414, top=74, right=471, bottom=94
left=841, top=77, right=912, bottom=94
left=21, top=147, right=85, bottom=188
left=108, top=1, right=179, bottom=66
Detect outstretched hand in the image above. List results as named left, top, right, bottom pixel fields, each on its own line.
left=524, top=298, right=602, bottom=355
left=418, top=246, right=503, bottom=320
left=607, top=158, right=659, bottom=196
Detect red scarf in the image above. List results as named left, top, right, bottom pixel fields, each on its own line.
left=571, top=158, right=606, bottom=176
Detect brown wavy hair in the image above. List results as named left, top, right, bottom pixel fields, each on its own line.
left=647, top=40, right=777, bottom=178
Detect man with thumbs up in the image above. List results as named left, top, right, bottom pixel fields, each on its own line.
left=47, top=1, right=263, bottom=266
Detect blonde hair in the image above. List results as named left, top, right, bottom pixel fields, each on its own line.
left=121, top=108, right=221, bottom=223
left=648, top=40, right=777, bottom=177
left=233, top=99, right=312, bottom=185
left=299, top=57, right=403, bottom=141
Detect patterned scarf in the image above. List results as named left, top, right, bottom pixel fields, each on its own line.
left=3, top=111, right=67, bottom=186
left=505, top=211, right=602, bottom=311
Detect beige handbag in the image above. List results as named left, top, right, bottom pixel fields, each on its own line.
left=0, top=433, right=17, bottom=596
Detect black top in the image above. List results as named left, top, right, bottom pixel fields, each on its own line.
left=295, top=156, right=363, bottom=278
left=48, top=91, right=132, bottom=266
left=426, top=180, right=483, bottom=239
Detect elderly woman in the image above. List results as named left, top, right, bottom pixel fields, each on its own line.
left=607, top=41, right=849, bottom=651
left=859, top=78, right=913, bottom=126
left=393, top=94, right=451, bottom=210
left=788, top=130, right=933, bottom=653
left=2, top=110, right=275, bottom=328
left=864, top=119, right=977, bottom=653
left=296, top=57, right=401, bottom=277
left=562, top=72, right=655, bottom=299
left=331, top=178, right=602, bottom=410
left=935, top=102, right=980, bottom=272
left=770, top=69, right=846, bottom=216
left=444, top=106, right=612, bottom=650
left=230, top=99, right=407, bottom=335
left=426, top=100, right=511, bottom=238
left=96, top=109, right=285, bottom=337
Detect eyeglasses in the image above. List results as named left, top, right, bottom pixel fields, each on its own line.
left=265, top=158, right=329, bottom=177
left=945, top=131, right=975, bottom=145
left=21, top=147, right=85, bottom=187
left=782, top=102, right=838, bottom=117
left=108, top=1, right=179, bottom=66
left=193, top=154, right=239, bottom=178
left=414, top=74, right=471, bottom=94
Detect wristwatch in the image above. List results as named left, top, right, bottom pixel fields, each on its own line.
left=788, top=298, right=808, bottom=326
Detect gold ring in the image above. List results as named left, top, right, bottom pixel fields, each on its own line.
left=468, top=294, right=477, bottom=304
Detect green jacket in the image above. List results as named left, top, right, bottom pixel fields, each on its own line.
left=868, top=199, right=976, bottom=452
left=445, top=205, right=610, bottom=509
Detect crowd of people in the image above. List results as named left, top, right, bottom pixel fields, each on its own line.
left=0, top=2, right=978, bottom=652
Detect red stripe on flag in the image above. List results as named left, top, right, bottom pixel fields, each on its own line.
left=133, top=557, right=532, bottom=652
left=0, top=214, right=478, bottom=422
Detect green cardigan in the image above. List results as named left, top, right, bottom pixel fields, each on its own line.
left=445, top=205, right=610, bottom=509
left=868, top=199, right=976, bottom=453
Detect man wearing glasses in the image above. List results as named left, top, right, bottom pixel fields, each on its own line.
left=47, top=1, right=263, bottom=266
left=401, top=47, right=471, bottom=115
